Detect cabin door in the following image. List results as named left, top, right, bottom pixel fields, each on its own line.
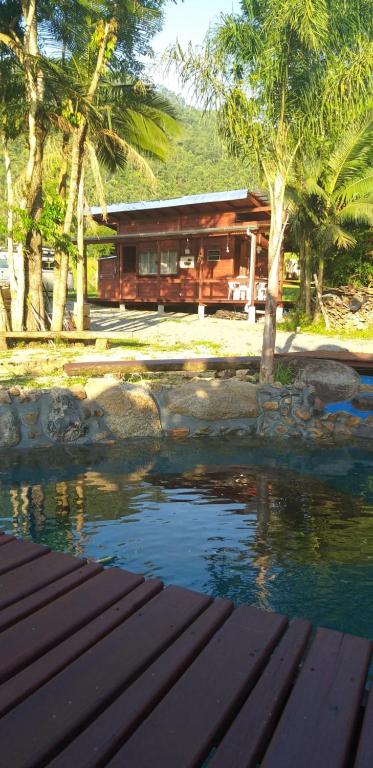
left=121, top=246, right=137, bottom=299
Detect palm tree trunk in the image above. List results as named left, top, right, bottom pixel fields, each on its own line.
left=304, top=238, right=312, bottom=317
left=260, top=171, right=286, bottom=383
left=75, top=166, right=85, bottom=331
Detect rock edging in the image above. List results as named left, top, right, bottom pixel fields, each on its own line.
left=0, top=373, right=370, bottom=449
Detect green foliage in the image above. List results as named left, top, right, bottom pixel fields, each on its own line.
left=84, top=93, right=252, bottom=206
left=273, top=361, right=296, bottom=385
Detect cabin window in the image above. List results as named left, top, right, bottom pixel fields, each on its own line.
left=138, top=251, right=158, bottom=275
left=207, top=249, right=221, bottom=261
left=160, top=250, right=178, bottom=275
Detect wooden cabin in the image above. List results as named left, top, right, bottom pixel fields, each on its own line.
left=88, top=189, right=280, bottom=319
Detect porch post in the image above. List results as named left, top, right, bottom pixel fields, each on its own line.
left=247, top=231, right=257, bottom=323
left=83, top=244, right=88, bottom=301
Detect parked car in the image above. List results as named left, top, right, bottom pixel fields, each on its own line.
left=0, top=248, right=74, bottom=291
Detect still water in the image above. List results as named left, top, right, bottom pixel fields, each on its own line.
left=1, top=438, right=373, bottom=637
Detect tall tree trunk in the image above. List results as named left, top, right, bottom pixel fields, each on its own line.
left=2, top=136, right=25, bottom=330
left=304, top=238, right=312, bottom=318
left=51, top=129, right=85, bottom=330
left=21, top=0, right=46, bottom=330
left=260, top=171, right=286, bottom=383
left=75, top=165, right=85, bottom=331
left=313, top=254, right=324, bottom=320
left=25, top=125, right=45, bottom=329
left=299, top=237, right=306, bottom=312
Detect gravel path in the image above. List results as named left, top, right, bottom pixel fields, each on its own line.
left=89, top=307, right=372, bottom=357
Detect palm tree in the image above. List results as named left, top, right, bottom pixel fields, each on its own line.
left=287, top=111, right=373, bottom=317
left=74, top=80, right=180, bottom=330
left=172, top=0, right=373, bottom=381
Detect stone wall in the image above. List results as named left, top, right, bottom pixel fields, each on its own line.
left=0, top=373, right=371, bottom=449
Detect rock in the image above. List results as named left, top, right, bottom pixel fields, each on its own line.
left=93, top=431, right=111, bottom=441
left=351, top=395, right=373, bottom=411
left=164, top=380, right=259, bottom=421
left=263, top=400, right=279, bottom=411
left=45, top=391, right=87, bottom=443
left=0, top=389, right=11, bottom=404
left=28, top=430, right=42, bottom=439
left=9, top=386, right=21, bottom=397
left=215, top=369, right=236, bottom=379
left=295, top=360, right=360, bottom=403
left=85, top=378, right=161, bottom=438
left=21, top=410, right=39, bottom=427
left=69, top=384, right=87, bottom=401
left=294, top=408, right=312, bottom=421
left=0, top=408, right=21, bottom=447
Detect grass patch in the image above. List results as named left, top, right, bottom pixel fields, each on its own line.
left=273, top=361, right=297, bottom=385
left=282, top=309, right=373, bottom=340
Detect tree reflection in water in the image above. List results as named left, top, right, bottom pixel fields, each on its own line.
left=0, top=438, right=372, bottom=636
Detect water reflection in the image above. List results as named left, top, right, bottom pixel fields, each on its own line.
left=0, top=438, right=373, bottom=637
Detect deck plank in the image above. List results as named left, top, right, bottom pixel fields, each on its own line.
left=49, top=598, right=233, bottom=768
left=0, top=585, right=211, bottom=768
left=0, top=534, right=15, bottom=546
left=0, top=561, right=101, bottom=631
left=0, top=567, right=142, bottom=683
left=0, top=539, right=49, bottom=573
left=0, top=550, right=89, bottom=610
left=0, top=578, right=162, bottom=717
left=353, top=682, right=373, bottom=768
left=209, top=618, right=312, bottom=768
left=107, top=605, right=288, bottom=768
left=261, top=627, right=372, bottom=768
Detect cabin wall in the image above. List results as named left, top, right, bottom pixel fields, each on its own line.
left=97, top=201, right=274, bottom=304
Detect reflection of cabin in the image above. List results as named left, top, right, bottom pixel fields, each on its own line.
left=88, top=189, right=280, bottom=319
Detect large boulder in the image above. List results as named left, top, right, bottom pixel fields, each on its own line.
left=164, top=379, right=259, bottom=421
left=85, top=378, right=161, bottom=438
left=295, top=360, right=360, bottom=403
left=0, top=408, right=21, bottom=447
left=45, top=390, right=87, bottom=442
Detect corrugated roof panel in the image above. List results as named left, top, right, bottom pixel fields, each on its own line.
left=91, top=189, right=268, bottom=217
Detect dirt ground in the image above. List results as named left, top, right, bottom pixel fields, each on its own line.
left=88, top=307, right=371, bottom=359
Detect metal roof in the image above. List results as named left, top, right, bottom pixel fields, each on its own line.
left=91, top=189, right=268, bottom=217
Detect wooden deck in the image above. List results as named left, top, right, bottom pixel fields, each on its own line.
left=0, top=531, right=372, bottom=768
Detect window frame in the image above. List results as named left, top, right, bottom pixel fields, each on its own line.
left=207, top=248, right=221, bottom=262
left=160, top=250, right=179, bottom=275
left=138, top=250, right=158, bottom=276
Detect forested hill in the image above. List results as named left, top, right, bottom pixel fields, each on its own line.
left=85, top=95, right=255, bottom=206
left=0, top=93, right=255, bottom=239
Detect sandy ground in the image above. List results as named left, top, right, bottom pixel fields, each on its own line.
left=88, top=307, right=372, bottom=359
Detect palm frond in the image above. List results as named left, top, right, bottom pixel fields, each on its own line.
left=337, top=201, right=373, bottom=226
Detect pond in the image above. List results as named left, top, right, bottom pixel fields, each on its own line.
left=1, top=437, right=373, bottom=638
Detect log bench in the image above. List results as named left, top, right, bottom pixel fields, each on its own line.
left=0, top=331, right=119, bottom=351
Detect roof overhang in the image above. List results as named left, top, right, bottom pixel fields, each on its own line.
left=83, top=223, right=269, bottom=246
left=90, top=189, right=270, bottom=226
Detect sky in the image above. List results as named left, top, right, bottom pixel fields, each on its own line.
left=145, top=0, right=240, bottom=99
